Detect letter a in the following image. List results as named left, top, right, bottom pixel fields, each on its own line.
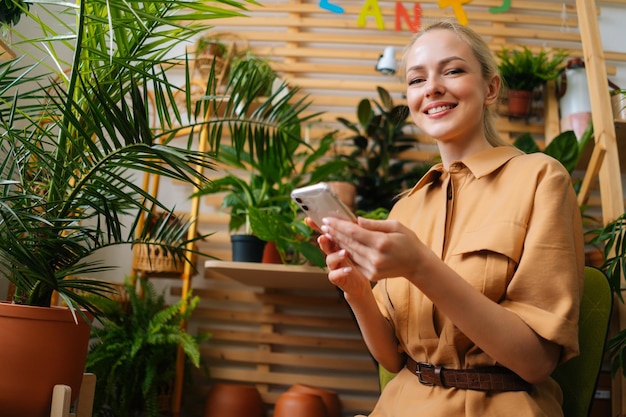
left=357, top=0, right=385, bottom=29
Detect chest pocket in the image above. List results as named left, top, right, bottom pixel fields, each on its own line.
left=449, top=221, right=526, bottom=302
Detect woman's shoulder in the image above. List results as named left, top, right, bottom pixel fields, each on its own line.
left=509, top=149, right=571, bottom=176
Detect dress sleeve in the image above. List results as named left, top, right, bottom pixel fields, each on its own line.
left=500, top=159, right=584, bottom=364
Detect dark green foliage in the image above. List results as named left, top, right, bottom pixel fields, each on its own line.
left=0, top=0, right=262, bottom=312
left=86, top=277, right=209, bottom=417
left=337, top=86, right=433, bottom=212
left=513, top=125, right=593, bottom=174
left=589, top=212, right=626, bottom=377
left=497, top=46, right=568, bottom=91
left=0, top=0, right=28, bottom=26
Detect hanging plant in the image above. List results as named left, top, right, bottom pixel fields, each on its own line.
left=0, top=0, right=29, bottom=26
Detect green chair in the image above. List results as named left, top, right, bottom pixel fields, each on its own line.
left=379, top=266, right=613, bottom=417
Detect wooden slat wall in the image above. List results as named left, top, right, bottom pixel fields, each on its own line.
left=148, top=2, right=626, bottom=416
left=175, top=273, right=380, bottom=416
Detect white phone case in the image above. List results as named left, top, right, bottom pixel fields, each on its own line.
left=291, top=182, right=357, bottom=227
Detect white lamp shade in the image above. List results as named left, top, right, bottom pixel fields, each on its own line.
left=376, top=46, right=396, bottom=75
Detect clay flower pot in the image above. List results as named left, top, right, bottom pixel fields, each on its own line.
left=204, top=383, right=265, bottom=417
left=0, top=303, right=93, bottom=417
left=274, top=391, right=328, bottom=417
left=288, top=383, right=342, bottom=417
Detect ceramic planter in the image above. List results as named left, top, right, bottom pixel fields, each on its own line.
left=0, top=303, right=93, bottom=417
left=231, top=234, right=267, bottom=262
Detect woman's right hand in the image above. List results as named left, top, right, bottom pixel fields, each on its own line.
left=310, top=217, right=373, bottom=300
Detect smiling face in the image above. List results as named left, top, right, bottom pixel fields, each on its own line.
left=405, top=27, right=500, bottom=155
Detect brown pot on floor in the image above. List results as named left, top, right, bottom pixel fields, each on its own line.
left=204, top=383, right=265, bottom=417
left=288, top=383, right=342, bottom=417
left=274, top=391, right=328, bottom=417
left=0, top=303, right=93, bottom=417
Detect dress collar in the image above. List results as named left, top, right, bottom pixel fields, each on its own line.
left=407, top=146, right=523, bottom=196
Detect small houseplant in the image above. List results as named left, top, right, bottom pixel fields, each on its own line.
left=337, top=86, right=433, bottom=212
left=0, top=0, right=28, bottom=26
left=0, top=0, right=254, bottom=415
left=86, top=277, right=208, bottom=417
left=194, top=34, right=228, bottom=77
left=496, top=46, right=568, bottom=117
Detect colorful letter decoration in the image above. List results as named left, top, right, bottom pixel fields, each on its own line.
left=395, top=2, right=421, bottom=33
left=489, top=0, right=511, bottom=14
left=357, top=0, right=385, bottom=29
left=319, top=0, right=344, bottom=14
left=438, top=0, right=471, bottom=25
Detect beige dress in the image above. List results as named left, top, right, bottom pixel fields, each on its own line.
left=369, top=146, right=584, bottom=417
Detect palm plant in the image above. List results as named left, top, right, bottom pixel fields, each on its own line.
left=0, top=0, right=304, bottom=314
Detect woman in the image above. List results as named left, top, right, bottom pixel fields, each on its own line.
left=313, top=20, right=584, bottom=417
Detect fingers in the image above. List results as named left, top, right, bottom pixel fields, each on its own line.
left=305, top=217, right=321, bottom=232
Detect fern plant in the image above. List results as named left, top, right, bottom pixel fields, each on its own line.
left=86, top=278, right=209, bottom=417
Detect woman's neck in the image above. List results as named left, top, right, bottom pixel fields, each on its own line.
left=437, top=138, right=493, bottom=170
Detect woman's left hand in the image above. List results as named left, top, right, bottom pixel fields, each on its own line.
left=320, top=216, right=428, bottom=282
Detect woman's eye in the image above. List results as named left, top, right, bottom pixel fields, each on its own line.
left=408, top=77, right=425, bottom=86
left=445, top=68, right=464, bottom=76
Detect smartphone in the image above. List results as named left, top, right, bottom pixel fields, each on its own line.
left=291, top=182, right=357, bottom=227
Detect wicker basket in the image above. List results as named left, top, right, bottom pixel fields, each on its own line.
left=134, top=244, right=187, bottom=274
left=194, top=53, right=227, bottom=78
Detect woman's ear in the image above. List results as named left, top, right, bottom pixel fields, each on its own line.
left=484, top=74, right=501, bottom=106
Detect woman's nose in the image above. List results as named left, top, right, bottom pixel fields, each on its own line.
left=424, top=77, right=444, bottom=96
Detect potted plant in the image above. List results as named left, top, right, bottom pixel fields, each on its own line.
left=194, top=54, right=351, bottom=266
left=86, top=277, right=208, bottom=417
left=198, top=133, right=347, bottom=267
left=227, top=50, right=278, bottom=97
left=194, top=34, right=228, bottom=77
left=337, top=86, right=433, bottom=212
left=587, top=212, right=626, bottom=379
left=0, top=0, right=254, bottom=415
left=496, top=46, right=569, bottom=117
left=0, top=0, right=28, bottom=26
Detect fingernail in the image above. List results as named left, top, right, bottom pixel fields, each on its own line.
left=320, top=225, right=329, bottom=233
left=322, top=218, right=330, bottom=224
left=338, top=249, right=346, bottom=258
left=342, top=267, right=352, bottom=273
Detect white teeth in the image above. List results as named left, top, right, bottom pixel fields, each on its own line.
left=426, top=105, right=454, bottom=115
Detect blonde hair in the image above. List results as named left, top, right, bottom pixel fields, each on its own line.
left=401, top=20, right=508, bottom=147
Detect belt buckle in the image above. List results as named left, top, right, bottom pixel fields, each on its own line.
left=415, top=362, right=435, bottom=386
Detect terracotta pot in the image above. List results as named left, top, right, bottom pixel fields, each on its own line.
left=262, top=241, right=283, bottom=264
left=274, top=391, right=328, bottom=417
left=288, top=384, right=342, bottom=417
left=507, top=89, right=533, bottom=118
left=204, top=383, right=265, bottom=417
left=0, top=303, right=93, bottom=417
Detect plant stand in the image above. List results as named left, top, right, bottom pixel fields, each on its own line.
left=50, top=373, right=96, bottom=417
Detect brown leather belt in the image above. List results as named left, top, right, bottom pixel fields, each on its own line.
left=406, top=357, right=531, bottom=392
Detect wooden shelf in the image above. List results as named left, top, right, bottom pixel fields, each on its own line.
left=204, top=260, right=331, bottom=290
